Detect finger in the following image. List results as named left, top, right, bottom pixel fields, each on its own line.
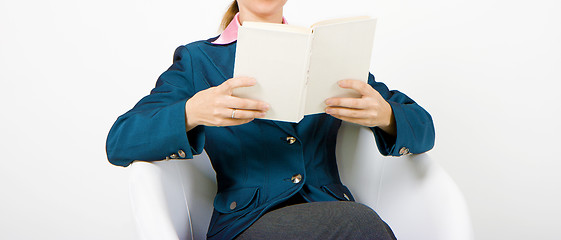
left=337, top=79, right=373, bottom=96
left=325, top=97, right=366, bottom=109
left=328, top=114, right=369, bottom=126
left=224, top=96, right=270, bottom=111
left=219, top=77, right=257, bottom=94
left=325, top=107, right=371, bottom=119
left=215, top=118, right=255, bottom=127
left=230, top=109, right=267, bottom=120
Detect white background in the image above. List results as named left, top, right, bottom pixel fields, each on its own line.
left=1, top=0, right=560, bottom=239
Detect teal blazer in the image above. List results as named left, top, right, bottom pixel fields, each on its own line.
left=106, top=37, right=435, bottom=239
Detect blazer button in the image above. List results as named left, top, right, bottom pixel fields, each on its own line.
left=291, top=174, right=302, bottom=184
left=230, top=201, right=237, bottom=210
left=170, top=153, right=179, bottom=159
left=178, top=150, right=186, bottom=158
left=286, top=136, right=296, bottom=144
left=399, top=147, right=410, bottom=155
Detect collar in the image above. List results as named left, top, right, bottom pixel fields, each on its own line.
left=212, top=12, right=287, bottom=45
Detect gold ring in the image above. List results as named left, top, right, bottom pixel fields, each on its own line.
left=231, top=109, right=237, bottom=119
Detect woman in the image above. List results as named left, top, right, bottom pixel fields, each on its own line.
left=106, top=0, right=435, bottom=239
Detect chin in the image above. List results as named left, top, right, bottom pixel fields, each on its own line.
left=241, top=0, right=287, bottom=17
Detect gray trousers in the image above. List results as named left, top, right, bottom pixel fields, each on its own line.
left=235, top=196, right=397, bottom=240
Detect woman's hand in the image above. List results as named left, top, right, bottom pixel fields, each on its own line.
left=325, top=79, right=396, bottom=136
left=185, top=77, right=269, bottom=131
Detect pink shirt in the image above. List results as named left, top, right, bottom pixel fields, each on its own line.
left=212, top=12, right=287, bottom=45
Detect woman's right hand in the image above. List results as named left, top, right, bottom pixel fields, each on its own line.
left=185, top=77, right=269, bottom=131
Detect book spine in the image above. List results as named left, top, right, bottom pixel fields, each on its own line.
left=299, top=31, right=315, bottom=119
left=305, top=29, right=315, bottom=85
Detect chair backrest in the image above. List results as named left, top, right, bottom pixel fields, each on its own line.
left=129, top=122, right=474, bottom=240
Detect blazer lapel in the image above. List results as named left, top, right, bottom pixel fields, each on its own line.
left=197, top=42, right=236, bottom=81
left=272, top=121, right=297, bottom=137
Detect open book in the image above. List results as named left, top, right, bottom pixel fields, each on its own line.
left=233, top=16, right=377, bottom=122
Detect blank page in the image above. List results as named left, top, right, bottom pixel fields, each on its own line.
left=233, top=22, right=312, bottom=122
left=304, top=18, right=377, bottom=115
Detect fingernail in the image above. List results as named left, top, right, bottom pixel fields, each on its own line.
left=325, top=100, right=332, bottom=105
left=325, top=109, right=332, bottom=114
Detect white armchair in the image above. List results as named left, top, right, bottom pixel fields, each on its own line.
left=129, top=122, right=474, bottom=240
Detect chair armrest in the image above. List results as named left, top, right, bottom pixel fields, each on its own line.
left=129, top=152, right=216, bottom=240
left=336, top=122, right=474, bottom=240
left=129, top=160, right=192, bottom=240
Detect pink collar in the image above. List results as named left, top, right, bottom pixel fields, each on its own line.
left=212, top=12, right=287, bottom=45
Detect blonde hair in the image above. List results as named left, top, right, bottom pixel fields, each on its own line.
left=220, top=1, right=239, bottom=31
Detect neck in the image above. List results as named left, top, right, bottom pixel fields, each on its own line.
left=238, top=11, right=283, bottom=25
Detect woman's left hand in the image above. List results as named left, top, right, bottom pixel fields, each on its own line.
left=325, top=79, right=396, bottom=136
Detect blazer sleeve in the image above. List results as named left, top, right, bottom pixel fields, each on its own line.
left=367, top=73, right=435, bottom=156
left=106, top=46, right=205, bottom=167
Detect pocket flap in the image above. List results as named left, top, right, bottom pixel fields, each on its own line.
left=213, top=187, right=260, bottom=213
left=321, top=183, right=355, bottom=201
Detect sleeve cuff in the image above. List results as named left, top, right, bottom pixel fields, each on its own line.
left=370, top=101, right=414, bottom=156
left=186, top=124, right=205, bottom=158
left=159, top=99, right=205, bottom=160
